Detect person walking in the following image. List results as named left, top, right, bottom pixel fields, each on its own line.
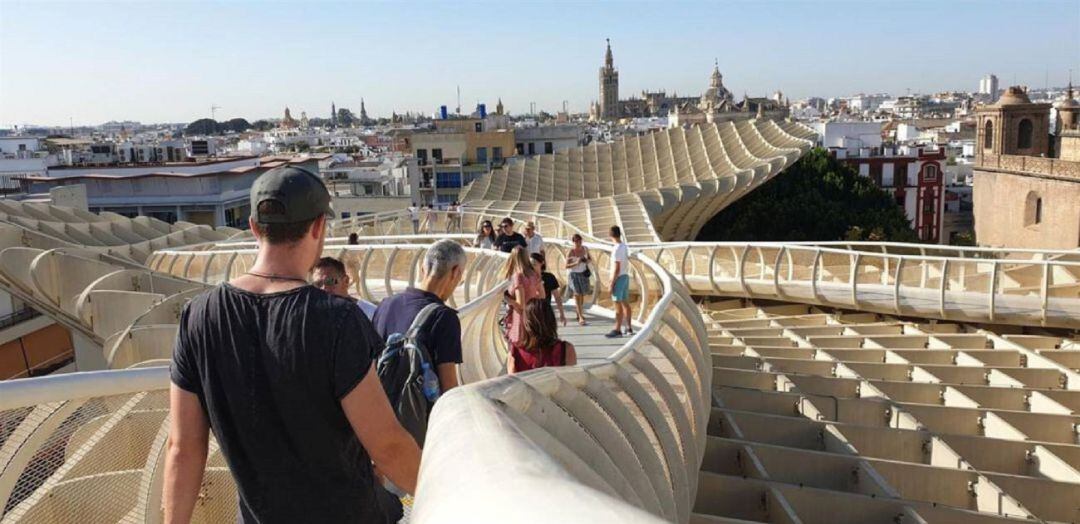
left=474, top=220, right=496, bottom=249
left=503, top=246, right=544, bottom=347
left=493, top=217, right=527, bottom=253
left=454, top=201, right=465, bottom=232
left=166, top=166, right=419, bottom=524
left=604, top=225, right=633, bottom=338
left=507, top=299, right=577, bottom=374
left=372, top=239, right=466, bottom=396
left=424, top=204, right=437, bottom=233
left=407, top=202, right=420, bottom=234
left=444, top=202, right=458, bottom=233
left=531, top=252, right=566, bottom=327
left=312, top=256, right=377, bottom=320
left=565, top=233, right=592, bottom=326
left=524, top=221, right=544, bottom=255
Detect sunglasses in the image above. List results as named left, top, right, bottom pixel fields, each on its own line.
left=313, top=276, right=342, bottom=287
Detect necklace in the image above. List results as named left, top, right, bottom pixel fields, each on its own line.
left=245, top=271, right=309, bottom=284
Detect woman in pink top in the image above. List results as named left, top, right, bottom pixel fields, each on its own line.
left=503, top=246, right=544, bottom=346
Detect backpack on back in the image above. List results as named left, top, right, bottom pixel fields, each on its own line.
left=376, top=303, right=443, bottom=447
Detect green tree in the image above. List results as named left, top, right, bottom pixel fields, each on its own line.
left=184, top=118, right=219, bottom=135
left=696, top=148, right=919, bottom=242
left=223, top=118, right=252, bottom=133
left=252, top=120, right=274, bottom=131
left=337, top=108, right=357, bottom=127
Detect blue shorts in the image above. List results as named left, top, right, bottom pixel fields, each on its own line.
left=612, top=274, right=631, bottom=302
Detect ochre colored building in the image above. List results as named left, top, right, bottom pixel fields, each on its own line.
left=973, top=85, right=1080, bottom=248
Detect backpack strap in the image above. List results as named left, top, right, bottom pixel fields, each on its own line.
left=405, top=303, right=444, bottom=362
left=406, top=303, right=443, bottom=338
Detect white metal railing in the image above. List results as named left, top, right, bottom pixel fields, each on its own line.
left=635, top=243, right=1080, bottom=329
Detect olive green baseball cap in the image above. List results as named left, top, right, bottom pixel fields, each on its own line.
left=250, top=166, right=334, bottom=223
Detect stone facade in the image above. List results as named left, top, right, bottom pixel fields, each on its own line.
left=972, top=86, right=1080, bottom=248
left=973, top=167, right=1080, bottom=248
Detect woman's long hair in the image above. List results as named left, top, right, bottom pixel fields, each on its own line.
left=504, top=246, right=537, bottom=279
left=521, top=298, right=559, bottom=355
left=476, top=220, right=495, bottom=245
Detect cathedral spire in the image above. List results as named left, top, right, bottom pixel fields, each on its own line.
left=711, top=59, right=723, bottom=89
left=604, top=38, right=614, bottom=69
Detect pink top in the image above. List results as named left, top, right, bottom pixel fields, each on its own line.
left=507, top=272, right=544, bottom=345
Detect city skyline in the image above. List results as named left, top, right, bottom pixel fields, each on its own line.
left=1, top=0, right=1078, bottom=127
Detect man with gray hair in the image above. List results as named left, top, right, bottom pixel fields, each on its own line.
left=372, top=239, right=465, bottom=393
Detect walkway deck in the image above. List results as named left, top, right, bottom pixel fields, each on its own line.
left=557, top=303, right=627, bottom=365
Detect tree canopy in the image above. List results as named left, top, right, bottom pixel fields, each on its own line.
left=183, top=118, right=251, bottom=135
left=696, top=148, right=919, bottom=242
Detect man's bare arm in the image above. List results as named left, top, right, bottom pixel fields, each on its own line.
left=164, top=385, right=210, bottom=524
left=341, top=364, right=422, bottom=494
left=437, top=363, right=459, bottom=391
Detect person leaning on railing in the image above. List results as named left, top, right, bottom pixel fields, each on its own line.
left=165, top=166, right=420, bottom=524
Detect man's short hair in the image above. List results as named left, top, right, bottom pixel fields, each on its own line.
left=424, top=239, right=467, bottom=279
left=609, top=225, right=622, bottom=239
left=500, top=217, right=513, bottom=227
left=255, top=200, right=318, bottom=244
left=313, top=256, right=346, bottom=276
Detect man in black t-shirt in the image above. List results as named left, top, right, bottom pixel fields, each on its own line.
left=166, top=166, right=420, bottom=524
left=493, top=217, right=527, bottom=253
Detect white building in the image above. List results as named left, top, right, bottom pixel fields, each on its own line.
left=979, top=74, right=999, bottom=102
left=811, top=121, right=882, bottom=154
left=0, top=137, right=54, bottom=184
left=513, top=124, right=584, bottom=156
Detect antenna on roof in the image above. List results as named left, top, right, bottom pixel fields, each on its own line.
left=211, top=105, right=221, bottom=121
left=456, top=86, right=461, bottom=115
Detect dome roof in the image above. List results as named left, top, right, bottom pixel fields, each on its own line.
left=995, top=86, right=1032, bottom=106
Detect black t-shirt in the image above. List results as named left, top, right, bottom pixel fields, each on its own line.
left=171, top=284, right=389, bottom=524
left=541, top=272, right=560, bottom=302
left=493, top=232, right=527, bottom=253
left=371, top=287, right=463, bottom=366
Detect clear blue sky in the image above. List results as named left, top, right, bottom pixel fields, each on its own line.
left=1, top=0, right=1077, bottom=127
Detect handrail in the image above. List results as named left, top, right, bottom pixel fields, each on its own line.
left=632, top=243, right=1080, bottom=329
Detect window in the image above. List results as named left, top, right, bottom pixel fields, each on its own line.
left=476, top=147, right=488, bottom=163
left=984, top=120, right=993, bottom=149
left=436, top=172, right=462, bottom=188
left=1024, top=192, right=1043, bottom=226
left=544, top=142, right=554, bottom=154
left=528, top=143, right=536, bottom=155
left=1017, top=118, right=1033, bottom=149
left=493, top=147, right=503, bottom=160
left=474, top=122, right=482, bottom=132
left=515, top=143, right=525, bottom=155
left=432, top=148, right=443, bottom=163
left=924, top=165, right=938, bottom=181
left=417, top=149, right=428, bottom=165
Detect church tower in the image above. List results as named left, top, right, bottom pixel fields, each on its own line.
left=331, top=102, right=337, bottom=128
left=360, top=98, right=370, bottom=126
left=599, top=38, right=619, bottom=120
